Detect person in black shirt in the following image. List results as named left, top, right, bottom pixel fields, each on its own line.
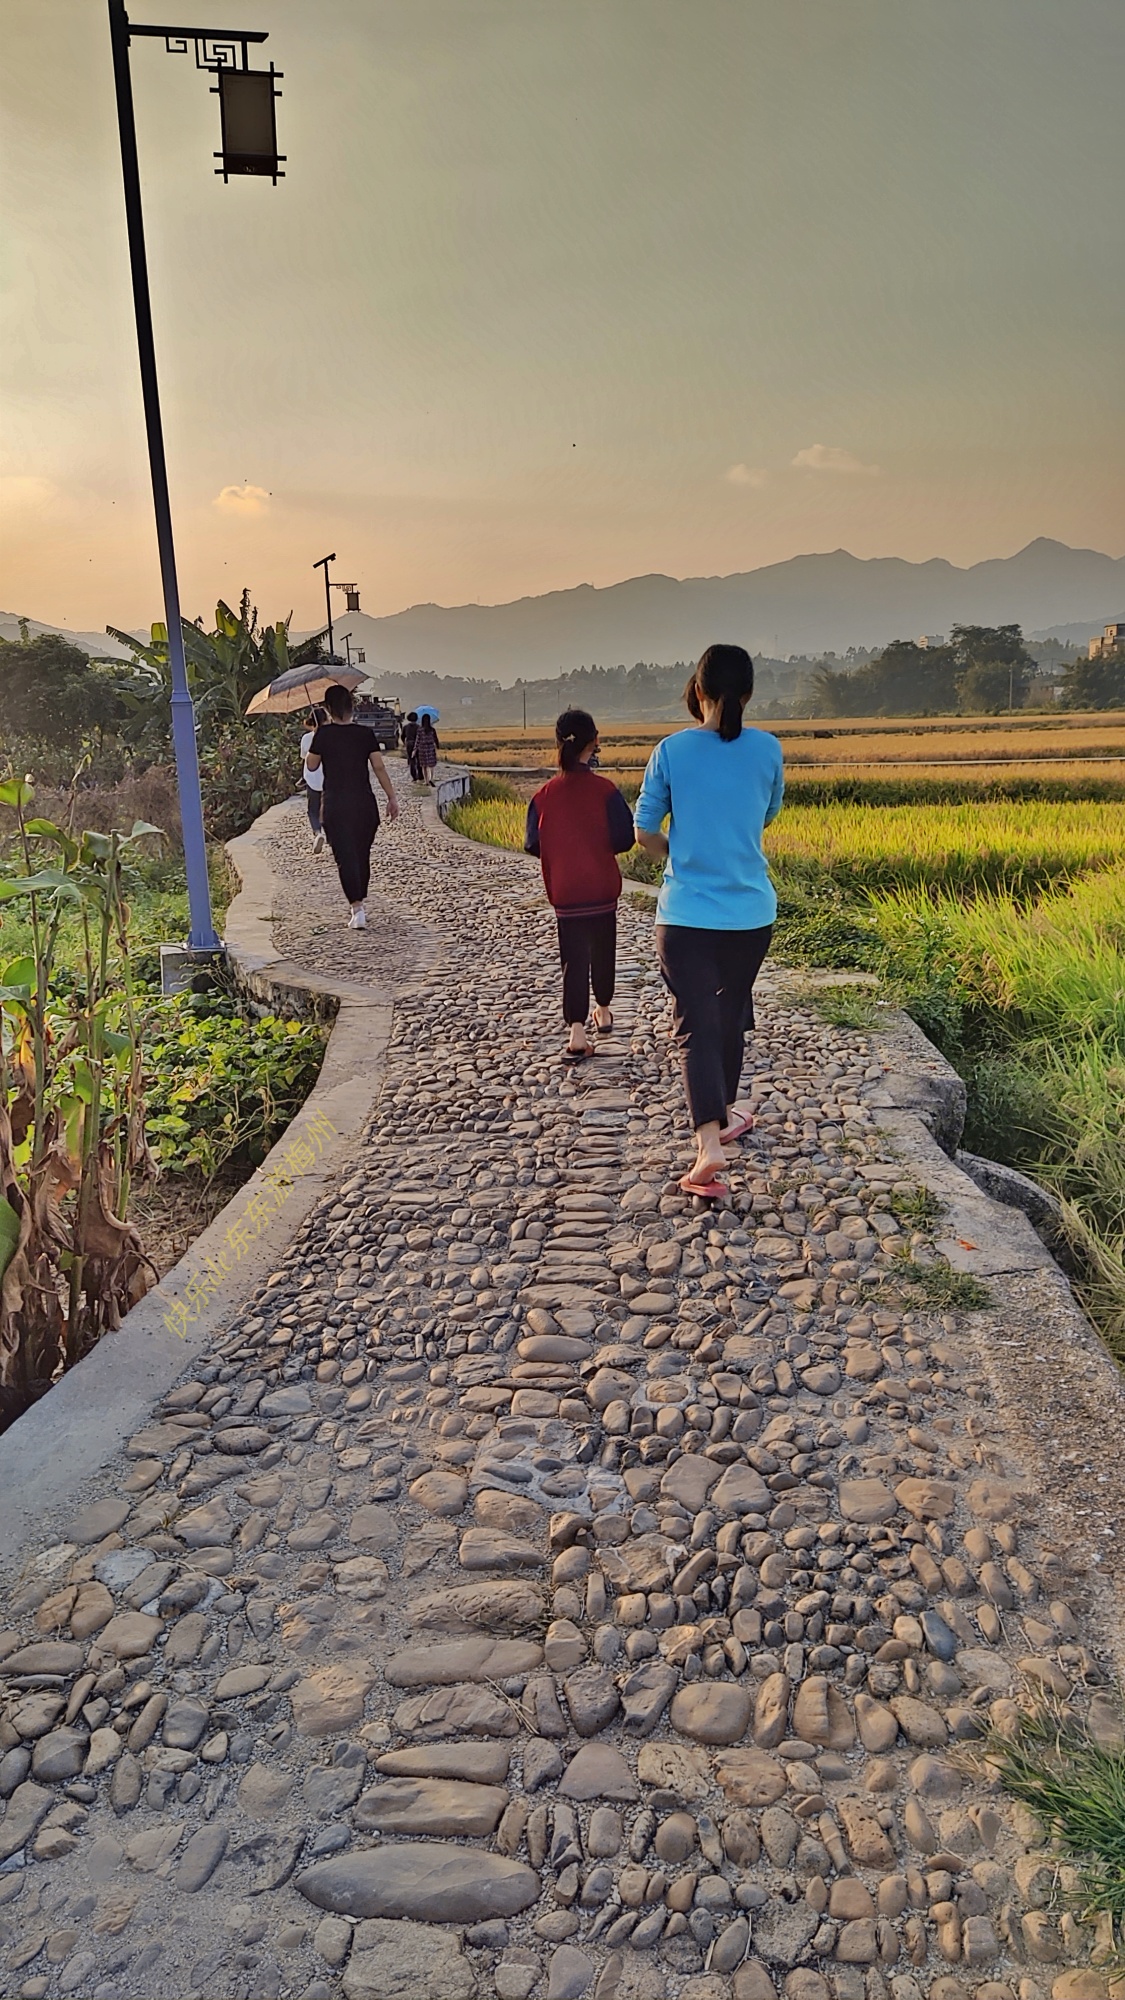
left=402, top=710, right=421, bottom=781
left=305, top=683, right=399, bottom=929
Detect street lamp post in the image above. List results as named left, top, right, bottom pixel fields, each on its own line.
left=107, top=1, right=284, bottom=953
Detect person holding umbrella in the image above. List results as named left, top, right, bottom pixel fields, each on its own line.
left=304, top=684, right=399, bottom=929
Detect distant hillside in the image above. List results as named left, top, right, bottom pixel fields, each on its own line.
left=0, top=613, right=135, bottom=660
left=316, top=539, right=1124, bottom=686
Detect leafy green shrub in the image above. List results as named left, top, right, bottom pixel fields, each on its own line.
left=199, top=719, right=297, bottom=842
left=144, top=988, right=326, bottom=1180
left=774, top=902, right=883, bottom=971
left=960, top=1052, right=1054, bottom=1166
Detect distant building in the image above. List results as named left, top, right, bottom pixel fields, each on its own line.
left=917, top=634, right=945, bottom=649
left=1088, top=621, right=1125, bottom=659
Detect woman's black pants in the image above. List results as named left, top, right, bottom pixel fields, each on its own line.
left=324, top=802, right=379, bottom=905
left=656, top=923, right=773, bottom=1129
left=557, top=911, right=617, bottom=1025
left=305, top=783, right=322, bottom=834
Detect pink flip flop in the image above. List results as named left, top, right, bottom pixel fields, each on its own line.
left=679, top=1172, right=728, bottom=1201
left=719, top=1110, right=754, bottom=1144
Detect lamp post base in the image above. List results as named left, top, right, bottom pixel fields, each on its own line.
left=159, top=942, right=225, bottom=998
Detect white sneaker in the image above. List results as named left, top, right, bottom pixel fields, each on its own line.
left=312, top=831, right=325, bottom=854
left=348, top=907, right=367, bottom=930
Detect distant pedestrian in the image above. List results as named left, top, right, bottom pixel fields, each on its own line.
left=525, top=708, right=635, bottom=1064
left=402, top=710, right=421, bottom=781
left=634, top=644, right=783, bottom=1198
left=300, top=707, right=326, bottom=852
left=305, top=684, right=400, bottom=930
left=416, top=713, right=440, bottom=783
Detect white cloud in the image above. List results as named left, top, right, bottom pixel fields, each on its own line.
left=791, top=443, right=880, bottom=476
left=213, top=483, right=272, bottom=513
left=725, top=463, right=767, bottom=488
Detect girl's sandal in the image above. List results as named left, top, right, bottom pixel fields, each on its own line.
left=562, top=1046, right=594, bottom=1065
left=679, top=1172, right=728, bottom=1200
left=719, top=1110, right=754, bottom=1143
left=596, top=1011, right=614, bottom=1036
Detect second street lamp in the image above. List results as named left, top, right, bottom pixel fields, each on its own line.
left=107, top=0, right=284, bottom=955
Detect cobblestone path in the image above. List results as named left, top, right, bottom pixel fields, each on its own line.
left=0, top=775, right=1119, bottom=2000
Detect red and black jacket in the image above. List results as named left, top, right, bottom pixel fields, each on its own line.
left=525, top=767, right=636, bottom=917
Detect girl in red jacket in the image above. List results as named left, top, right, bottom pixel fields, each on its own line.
left=525, top=709, right=635, bottom=1063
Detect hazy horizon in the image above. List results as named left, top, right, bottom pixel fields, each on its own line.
left=3, top=0, right=1123, bottom=633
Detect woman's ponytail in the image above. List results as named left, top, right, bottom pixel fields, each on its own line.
left=717, top=690, right=742, bottom=741
left=689, top=644, right=755, bottom=741
left=555, top=707, right=597, bottom=772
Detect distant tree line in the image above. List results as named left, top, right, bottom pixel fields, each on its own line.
left=1059, top=645, right=1125, bottom=711
left=808, top=623, right=1119, bottom=718
left=811, top=625, right=1039, bottom=717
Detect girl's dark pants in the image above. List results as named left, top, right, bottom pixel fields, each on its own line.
left=324, top=799, right=380, bottom=905
left=305, top=782, right=322, bottom=834
left=657, top=923, right=773, bottom=1129
left=557, top=911, right=616, bottom=1025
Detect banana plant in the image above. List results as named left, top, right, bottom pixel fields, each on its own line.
left=106, top=594, right=294, bottom=743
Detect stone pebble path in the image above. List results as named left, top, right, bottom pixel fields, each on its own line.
left=0, top=770, right=1119, bottom=2000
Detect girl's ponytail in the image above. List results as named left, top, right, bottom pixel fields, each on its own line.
left=555, top=707, right=597, bottom=772
left=690, top=644, right=755, bottom=740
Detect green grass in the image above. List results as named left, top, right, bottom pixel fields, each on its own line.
left=792, top=983, right=881, bottom=1029
left=883, top=1251, right=993, bottom=1312
left=990, top=1710, right=1125, bottom=1920
left=0, top=844, right=232, bottom=985
left=891, top=1185, right=944, bottom=1229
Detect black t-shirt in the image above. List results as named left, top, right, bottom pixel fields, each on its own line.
left=310, top=723, right=377, bottom=809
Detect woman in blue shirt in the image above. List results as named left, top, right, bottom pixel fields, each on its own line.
left=634, top=643, right=783, bottom=1198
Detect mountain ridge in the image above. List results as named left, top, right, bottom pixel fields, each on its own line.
left=7, top=539, right=1123, bottom=686
left=323, top=539, right=1124, bottom=683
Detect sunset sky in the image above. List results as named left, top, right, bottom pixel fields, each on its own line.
left=2, top=0, right=1123, bottom=633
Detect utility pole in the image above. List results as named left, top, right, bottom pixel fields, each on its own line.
left=522, top=687, right=527, bottom=733
left=314, top=553, right=336, bottom=660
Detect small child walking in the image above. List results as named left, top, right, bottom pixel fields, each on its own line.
left=525, top=708, right=635, bottom=1063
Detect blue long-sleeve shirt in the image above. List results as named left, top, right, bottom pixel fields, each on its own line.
left=633, top=724, right=784, bottom=929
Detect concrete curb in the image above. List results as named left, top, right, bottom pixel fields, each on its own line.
left=0, top=798, right=392, bottom=1577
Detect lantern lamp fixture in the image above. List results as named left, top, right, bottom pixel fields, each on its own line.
left=124, top=15, right=285, bottom=181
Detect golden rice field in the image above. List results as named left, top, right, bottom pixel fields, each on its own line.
left=767, top=799, right=1125, bottom=893
left=447, top=793, right=1125, bottom=897
left=440, top=710, right=1125, bottom=784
